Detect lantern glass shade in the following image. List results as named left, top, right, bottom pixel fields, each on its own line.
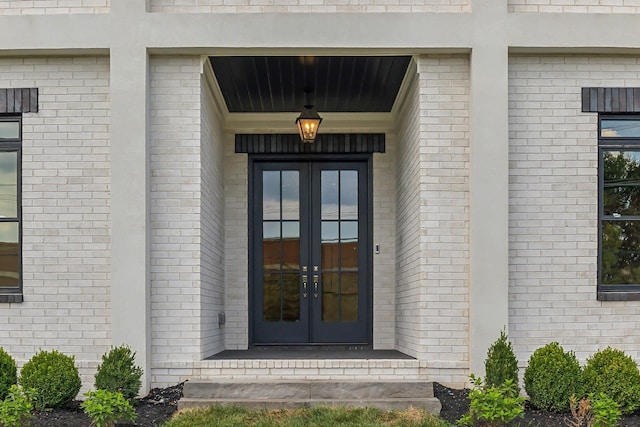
left=295, top=105, right=322, bottom=143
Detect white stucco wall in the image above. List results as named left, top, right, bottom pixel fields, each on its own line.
left=0, top=0, right=109, bottom=14
left=508, top=0, right=640, bottom=13
left=149, top=0, right=469, bottom=13
left=0, top=56, right=111, bottom=391
left=508, top=55, right=640, bottom=365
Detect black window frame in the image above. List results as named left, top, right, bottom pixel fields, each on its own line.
left=598, top=114, right=640, bottom=300
left=0, top=115, right=22, bottom=303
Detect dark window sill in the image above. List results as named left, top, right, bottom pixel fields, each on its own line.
left=598, top=291, right=640, bottom=301
left=0, top=294, right=23, bottom=303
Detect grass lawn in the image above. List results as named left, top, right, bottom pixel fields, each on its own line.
left=163, top=405, right=451, bottom=427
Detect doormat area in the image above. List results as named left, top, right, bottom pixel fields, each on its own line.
left=206, top=348, right=415, bottom=360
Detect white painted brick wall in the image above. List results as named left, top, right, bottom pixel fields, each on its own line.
left=223, top=137, right=248, bottom=350
left=150, top=56, right=205, bottom=362
left=0, top=56, right=111, bottom=392
left=151, top=359, right=434, bottom=388
left=509, top=0, right=640, bottom=13
left=509, top=55, right=640, bottom=365
left=0, top=0, right=109, bottom=15
left=373, top=140, right=396, bottom=349
left=150, top=0, right=469, bottom=13
left=395, top=63, right=423, bottom=358
left=200, top=72, right=226, bottom=358
left=415, top=55, right=470, bottom=386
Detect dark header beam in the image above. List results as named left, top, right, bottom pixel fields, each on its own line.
left=0, top=88, right=38, bottom=114
left=582, top=87, right=640, bottom=113
left=235, top=133, right=385, bottom=154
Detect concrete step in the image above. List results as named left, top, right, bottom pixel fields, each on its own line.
left=178, top=380, right=441, bottom=414
left=179, top=397, right=442, bottom=413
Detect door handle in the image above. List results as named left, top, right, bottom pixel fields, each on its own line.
left=302, top=275, right=308, bottom=299
left=313, top=274, right=319, bottom=299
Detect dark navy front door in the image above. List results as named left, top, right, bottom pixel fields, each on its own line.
left=251, top=160, right=370, bottom=344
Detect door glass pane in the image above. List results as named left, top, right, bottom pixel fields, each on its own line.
left=0, top=152, right=17, bottom=218
left=282, top=221, right=300, bottom=271
left=261, top=169, right=303, bottom=324
left=263, top=222, right=281, bottom=271
left=282, top=171, right=299, bottom=220
left=340, top=170, right=358, bottom=220
left=603, top=151, right=640, bottom=216
left=322, top=272, right=339, bottom=322
left=263, top=171, right=280, bottom=220
left=263, top=273, right=280, bottom=321
left=340, top=221, right=358, bottom=269
left=0, top=121, right=19, bottom=139
left=341, top=272, right=358, bottom=322
left=321, top=171, right=339, bottom=220
left=0, top=223, right=18, bottom=287
left=321, top=221, right=339, bottom=270
left=282, top=273, right=300, bottom=321
left=601, top=120, right=640, bottom=138
left=602, top=220, right=640, bottom=285
left=323, top=272, right=339, bottom=294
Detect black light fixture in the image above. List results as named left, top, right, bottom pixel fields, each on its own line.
left=296, top=86, right=322, bottom=143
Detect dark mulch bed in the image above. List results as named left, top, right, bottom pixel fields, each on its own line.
left=30, top=382, right=184, bottom=427
left=434, top=382, right=640, bottom=426
left=28, top=381, right=640, bottom=426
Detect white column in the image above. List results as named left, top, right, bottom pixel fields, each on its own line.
left=109, top=0, right=151, bottom=393
left=469, top=0, right=510, bottom=377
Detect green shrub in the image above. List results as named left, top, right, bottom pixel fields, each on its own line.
left=457, top=374, right=525, bottom=427
left=18, top=349, right=82, bottom=410
left=582, top=347, right=640, bottom=415
left=0, top=348, right=17, bottom=401
left=590, top=392, right=622, bottom=427
left=485, top=329, right=519, bottom=396
left=523, top=342, right=582, bottom=412
left=81, top=389, right=137, bottom=427
left=0, top=385, right=35, bottom=427
left=94, top=345, right=143, bottom=401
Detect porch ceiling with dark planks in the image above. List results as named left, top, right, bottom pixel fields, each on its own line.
left=209, top=56, right=412, bottom=114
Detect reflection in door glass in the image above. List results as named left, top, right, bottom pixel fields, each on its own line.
left=262, top=170, right=301, bottom=323
left=263, top=171, right=280, bottom=220
left=341, top=272, right=358, bottom=322
left=282, top=221, right=300, bottom=271
left=263, top=273, right=280, bottom=321
left=282, top=273, right=300, bottom=321
left=340, top=170, right=358, bottom=220
left=263, top=222, right=281, bottom=271
left=320, top=169, right=359, bottom=323
left=321, top=171, right=339, bottom=220
left=340, top=221, right=358, bottom=270
left=282, top=171, right=299, bottom=220
left=321, top=222, right=339, bottom=270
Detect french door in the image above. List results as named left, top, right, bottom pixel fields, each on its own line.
left=251, top=159, right=371, bottom=344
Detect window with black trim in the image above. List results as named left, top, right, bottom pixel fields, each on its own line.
left=599, top=115, right=640, bottom=300
left=0, top=116, right=21, bottom=303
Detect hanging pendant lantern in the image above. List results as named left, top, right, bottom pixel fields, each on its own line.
left=295, top=104, right=322, bottom=143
